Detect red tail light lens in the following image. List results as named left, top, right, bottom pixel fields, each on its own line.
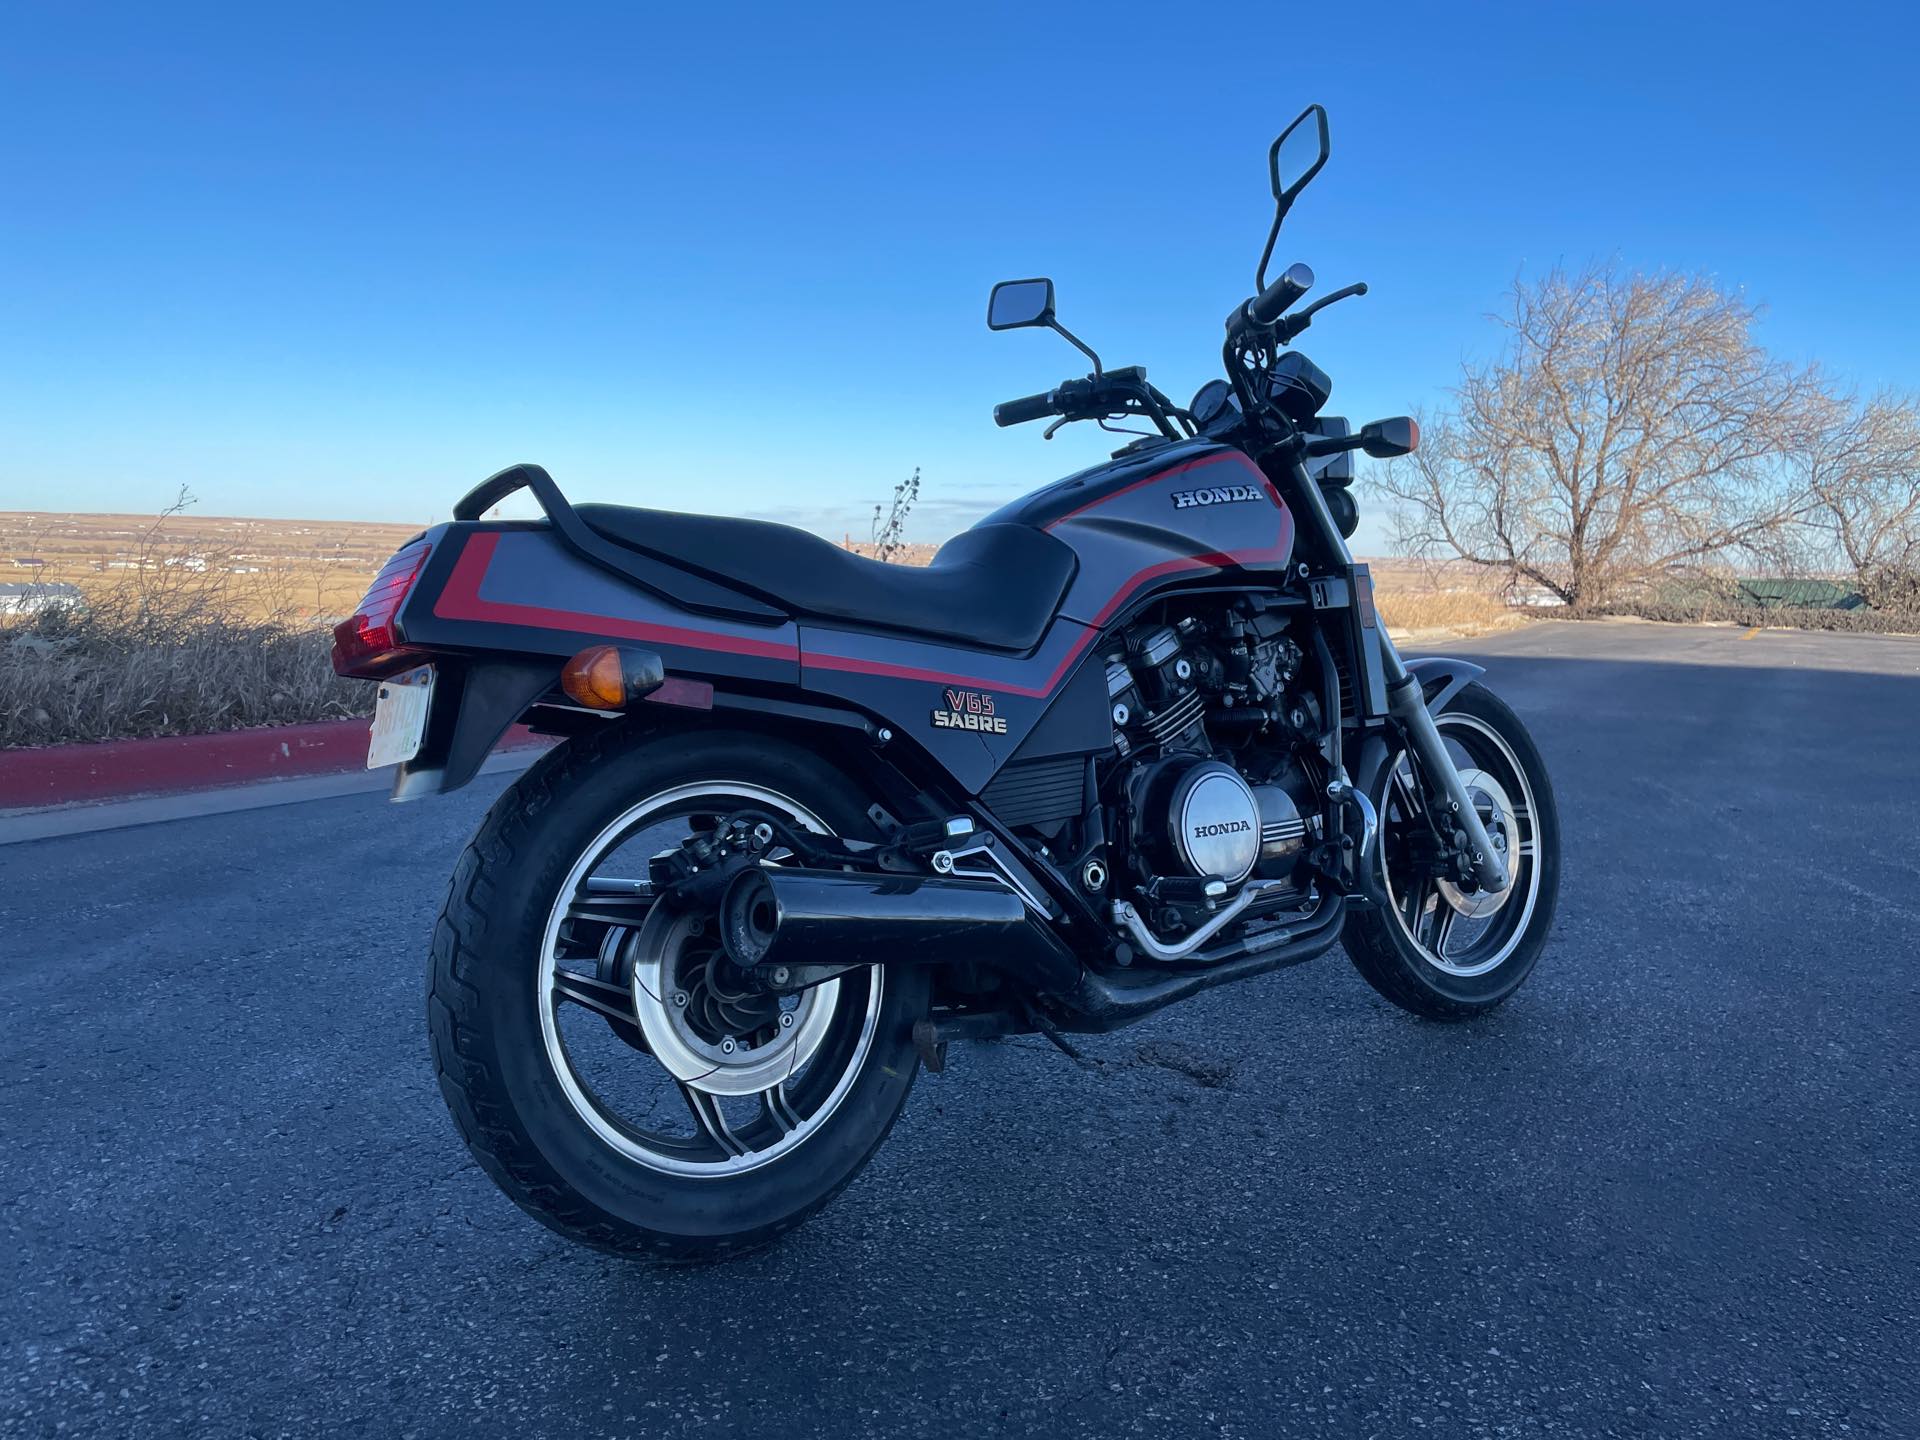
left=332, top=540, right=431, bottom=677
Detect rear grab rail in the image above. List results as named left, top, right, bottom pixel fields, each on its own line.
left=451, top=463, right=786, bottom=623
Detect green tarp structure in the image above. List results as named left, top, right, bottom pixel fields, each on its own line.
left=1732, top=579, right=1866, bottom=610
left=1651, top=577, right=1866, bottom=611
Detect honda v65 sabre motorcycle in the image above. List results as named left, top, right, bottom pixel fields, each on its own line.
left=333, top=104, right=1559, bottom=1259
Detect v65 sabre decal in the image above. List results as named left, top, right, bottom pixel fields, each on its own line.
left=931, top=687, right=1007, bottom=733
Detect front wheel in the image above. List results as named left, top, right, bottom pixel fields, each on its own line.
left=427, top=726, right=927, bottom=1261
left=1343, top=681, right=1560, bottom=1018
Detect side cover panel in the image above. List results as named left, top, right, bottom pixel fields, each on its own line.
left=401, top=525, right=800, bottom=686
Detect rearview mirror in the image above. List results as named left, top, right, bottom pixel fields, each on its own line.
left=1360, top=416, right=1418, bottom=458
left=987, top=278, right=1056, bottom=330
left=1270, top=105, right=1330, bottom=207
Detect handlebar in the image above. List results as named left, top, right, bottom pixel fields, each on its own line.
left=994, top=390, right=1058, bottom=427
left=1275, top=281, right=1368, bottom=344
left=1247, top=262, right=1316, bottom=326
left=993, top=368, right=1184, bottom=440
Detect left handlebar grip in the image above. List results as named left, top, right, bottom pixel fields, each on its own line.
left=994, top=391, right=1057, bottom=426
left=1248, top=262, right=1316, bottom=325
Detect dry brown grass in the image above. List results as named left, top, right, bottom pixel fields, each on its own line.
left=840, top=539, right=938, bottom=565
left=1367, top=556, right=1528, bottom=637
left=1, top=603, right=368, bottom=748
left=1, top=499, right=383, bottom=748
left=1371, top=585, right=1518, bottom=634
left=1367, top=560, right=1528, bottom=636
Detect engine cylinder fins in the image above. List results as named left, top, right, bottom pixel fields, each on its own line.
left=1142, top=687, right=1205, bottom=747
left=1169, top=761, right=1262, bottom=884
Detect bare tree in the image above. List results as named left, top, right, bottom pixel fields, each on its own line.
left=1377, top=264, right=1820, bottom=611
left=868, top=467, right=922, bottom=564
left=1787, top=387, right=1920, bottom=613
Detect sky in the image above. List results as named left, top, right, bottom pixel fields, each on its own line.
left=3, top=1, right=1917, bottom=555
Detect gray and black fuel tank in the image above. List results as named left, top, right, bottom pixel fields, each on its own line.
left=984, top=439, right=1297, bottom=629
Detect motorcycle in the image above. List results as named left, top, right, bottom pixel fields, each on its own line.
left=334, top=104, right=1560, bottom=1259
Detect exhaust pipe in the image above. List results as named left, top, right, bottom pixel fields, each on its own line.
left=721, top=867, right=1079, bottom=989
left=1051, top=893, right=1347, bottom=1032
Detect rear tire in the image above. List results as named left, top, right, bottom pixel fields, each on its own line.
left=427, top=725, right=927, bottom=1261
left=1343, top=681, right=1560, bottom=1019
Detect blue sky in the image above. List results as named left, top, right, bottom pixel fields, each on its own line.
left=3, top=1, right=1916, bottom=554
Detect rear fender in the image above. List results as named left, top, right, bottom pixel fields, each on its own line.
left=391, top=658, right=558, bottom=800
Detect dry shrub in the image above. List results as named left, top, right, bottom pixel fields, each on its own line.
left=1369, top=560, right=1523, bottom=636
left=1371, top=586, right=1517, bottom=634
left=1859, top=562, right=1920, bottom=617
left=1, top=598, right=370, bottom=749
left=1, top=495, right=371, bottom=747
left=1596, top=600, right=1920, bottom=635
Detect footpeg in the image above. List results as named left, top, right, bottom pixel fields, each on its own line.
left=893, top=815, right=975, bottom=856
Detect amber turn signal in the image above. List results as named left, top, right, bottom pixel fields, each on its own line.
left=560, top=645, right=667, bottom=711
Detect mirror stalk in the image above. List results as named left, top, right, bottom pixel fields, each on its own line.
left=1048, top=319, right=1103, bottom=377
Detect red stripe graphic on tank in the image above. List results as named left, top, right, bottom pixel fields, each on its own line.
left=1043, top=451, right=1275, bottom=529
left=432, top=532, right=803, bottom=662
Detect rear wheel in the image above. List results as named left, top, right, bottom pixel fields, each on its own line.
left=1343, top=681, right=1560, bottom=1018
left=428, top=726, right=926, bottom=1260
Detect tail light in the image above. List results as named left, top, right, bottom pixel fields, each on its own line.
left=332, top=540, right=431, bottom=677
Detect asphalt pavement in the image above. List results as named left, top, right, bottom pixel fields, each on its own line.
left=2, top=619, right=1916, bottom=1438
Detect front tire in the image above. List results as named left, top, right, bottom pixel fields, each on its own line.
left=427, top=725, right=927, bottom=1261
left=1343, top=681, right=1560, bottom=1019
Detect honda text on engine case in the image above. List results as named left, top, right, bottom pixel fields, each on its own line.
left=333, top=105, right=1561, bottom=1260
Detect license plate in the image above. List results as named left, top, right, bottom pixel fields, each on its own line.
left=367, top=666, right=434, bottom=769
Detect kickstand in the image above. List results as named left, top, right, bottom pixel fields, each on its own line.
left=910, top=1020, right=949, bottom=1075
left=1025, top=1006, right=1096, bottom=1069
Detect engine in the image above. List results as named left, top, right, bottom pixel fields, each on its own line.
left=1131, top=757, right=1302, bottom=884
left=1101, top=604, right=1326, bottom=936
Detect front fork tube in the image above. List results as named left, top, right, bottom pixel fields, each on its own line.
left=1277, top=443, right=1508, bottom=896
left=1378, top=636, right=1509, bottom=894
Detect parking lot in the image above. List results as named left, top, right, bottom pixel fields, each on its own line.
left=3, top=620, right=1916, bottom=1437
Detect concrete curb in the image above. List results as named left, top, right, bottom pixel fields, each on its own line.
left=0, top=746, right=544, bottom=846
left=0, top=719, right=546, bottom=811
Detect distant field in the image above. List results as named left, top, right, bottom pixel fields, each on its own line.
left=0, top=510, right=1531, bottom=747
left=2, top=511, right=1525, bottom=635
left=0, top=511, right=426, bottom=620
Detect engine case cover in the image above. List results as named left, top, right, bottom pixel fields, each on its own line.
left=1168, top=760, right=1261, bottom=883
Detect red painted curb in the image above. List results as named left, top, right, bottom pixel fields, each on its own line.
left=0, top=720, right=547, bottom=810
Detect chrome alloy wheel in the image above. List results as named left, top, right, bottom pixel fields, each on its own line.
left=1380, top=713, right=1542, bottom=979
left=536, top=783, right=883, bottom=1178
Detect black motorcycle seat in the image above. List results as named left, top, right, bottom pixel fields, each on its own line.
left=575, top=505, right=1078, bottom=653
